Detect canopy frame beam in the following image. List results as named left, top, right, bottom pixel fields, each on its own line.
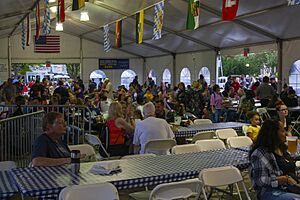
left=87, top=1, right=217, bottom=50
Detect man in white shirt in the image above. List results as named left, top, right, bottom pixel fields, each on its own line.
left=102, top=78, right=113, bottom=100
left=133, top=102, right=174, bottom=154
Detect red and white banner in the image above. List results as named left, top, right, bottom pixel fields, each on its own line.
left=222, top=0, right=239, bottom=21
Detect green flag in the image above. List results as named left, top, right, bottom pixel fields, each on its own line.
left=186, top=0, right=200, bottom=30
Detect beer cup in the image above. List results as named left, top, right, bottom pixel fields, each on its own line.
left=287, top=136, right=298, bottom=154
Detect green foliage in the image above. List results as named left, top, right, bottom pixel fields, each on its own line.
left=66, top=63, right=80, bottom=79
left=12, top=63, right=40, bottom=76
left=18, top=65, right=32, bottom=75
left=221, top=51, right=278, bottom=77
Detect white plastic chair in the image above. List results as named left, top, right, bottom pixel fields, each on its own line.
left=256, top=107, right=271, bottom=122
left=59, top=182, right=119, bottom=200
left=69, top=144, right=96, bottom=161
left=0, top=161, right=16, bottom=171
left=85, top=133, right=110, bottom=158
left=171, top=144, right=201, bottom=154
left=193, top=119, right=213, bottom=125
left=242, top=125, right=249, bottom=136
left=149, top=179, right=201, bottom=200
left=144, top=139, right=176, bottom=155
left=227, top=136, right=253, bottom=148
left=199, top=166, right=251, bottom=200
left=191, top=131, right=216, bottom=143
left=195, top=139, right=226, bottom=151
left=215, top=128, right=238, bottom=140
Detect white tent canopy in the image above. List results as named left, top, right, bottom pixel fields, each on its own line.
left=0, top=0, right=300, bottom=58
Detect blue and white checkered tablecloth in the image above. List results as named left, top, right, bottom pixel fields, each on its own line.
left=0, top=170, right=18, bottom=199
left=235, top=146, right=251, bottom=152
left=175, top=122, right=248, bottom=138
left=11, top=148, right=249, bottom=198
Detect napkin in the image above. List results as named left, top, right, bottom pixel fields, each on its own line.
left=90, top=161, right=121, bottom=175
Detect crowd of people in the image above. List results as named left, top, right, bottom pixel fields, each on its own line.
left=1, top=73, right=300, bottom=199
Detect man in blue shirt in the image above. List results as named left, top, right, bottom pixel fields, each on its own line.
left=32, top=112, right=71, bottom=166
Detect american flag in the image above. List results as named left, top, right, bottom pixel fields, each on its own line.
left=34, top=35, right=60, bottom=53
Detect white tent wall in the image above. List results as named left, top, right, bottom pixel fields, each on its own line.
left=282, top=39, right=300, bottom=84
left=176, top=51, right=217, bottom=85
left=0, top=38, right=8, bottom=82
left=81, top=38, right=143, bottom=88
left=0, top=31, right=144, bottom=89
left=1, top=30, right=299, bottom=89
left=0, top=31, right=217, bottom=88
left=145, top=55, right=173, bottom=85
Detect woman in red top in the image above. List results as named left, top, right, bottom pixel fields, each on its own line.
left=107, top=101, right=134, bottom=156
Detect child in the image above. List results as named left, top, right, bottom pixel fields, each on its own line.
left=246, top=111, right=261, bottom=142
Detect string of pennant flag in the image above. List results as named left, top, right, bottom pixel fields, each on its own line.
left=21, top=0, right=297, bottom=53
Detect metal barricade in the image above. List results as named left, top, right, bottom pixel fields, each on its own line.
left=0, top=105, right=93, bottom=146
left=0, top=111, right=44, bottom=167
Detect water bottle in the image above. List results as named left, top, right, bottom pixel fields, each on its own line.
left=71, top=150, right=80, bottom=174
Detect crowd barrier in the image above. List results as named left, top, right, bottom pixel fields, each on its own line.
left=0, top=111, right=44, bottom=167
left=0, top=105, right=94, bottom=167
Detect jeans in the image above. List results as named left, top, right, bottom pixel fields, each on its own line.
left=212, top=109, right=221, bottom=123
left=261, top=188, right=300, bottom=200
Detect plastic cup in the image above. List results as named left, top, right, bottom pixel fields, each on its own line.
left=287, top=136, right=298, bottom=154
left=174, top=116, right=181, bottom=125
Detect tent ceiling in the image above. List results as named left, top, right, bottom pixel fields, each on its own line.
left=1, top=0, right=299, bottom=58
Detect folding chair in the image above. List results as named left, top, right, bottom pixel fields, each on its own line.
left=291, top=115, right=300, bottom=136
left=59, top=182, right=119, bottom=200
left=193, top=119, right=213, bottom=125
left=199, top=166, right=251, bottom=200
left=149, top=179, right=201, bottom=200
left=85, top=133, right=110, bottom=158
left=226, top=136, right=253, bottom=148
left=68, top=144, right=97, bottom=162
left=191, top=131, right=216, bottom=143
left=256, top=107, right=271, bottom=122
left=171, top=144, right=201, bottom=154
left=242, top=125, right=249, bottom=136
left=215, top=129, right=238, bottom=145
left=144, top=139, right=176, bottom=155
left=129, top=179, right=201, bottom=200
left=195, top=139, right=226, bottom=151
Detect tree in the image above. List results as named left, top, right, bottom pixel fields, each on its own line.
left=66, top=63, right=80, bottom=79
left=222, top=51, right=278, bottom=77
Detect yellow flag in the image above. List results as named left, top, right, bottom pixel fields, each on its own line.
left=72, top=0, right=85, bottom=11
left=136, top=10, right=144, bottom=44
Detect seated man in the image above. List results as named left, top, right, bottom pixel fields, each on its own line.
left=283, top=89, right=298, bottom=107
left=32, top=112, right=71, bottom=166
left=133, top=102, right=174, bottom=154
left=154, top=99, right=174, bottom=123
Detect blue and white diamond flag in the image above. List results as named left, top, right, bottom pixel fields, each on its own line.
left=103, top=25, right=111, bottom=52
left=43, top=0, right=51, bottom=35
left=153, top=1, right=164, bottom=40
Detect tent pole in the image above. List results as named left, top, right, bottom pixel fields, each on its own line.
left=143, top=58, right=146, bottom=84
left=172, top=53, right=176, bottom=86
left=215, top=49, right=220, bottom=85
left=7, top=36, right=11, bottom=78
left=277, top=39, right=283, bottom=93
left=80, top=37, right=83, bottom=79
